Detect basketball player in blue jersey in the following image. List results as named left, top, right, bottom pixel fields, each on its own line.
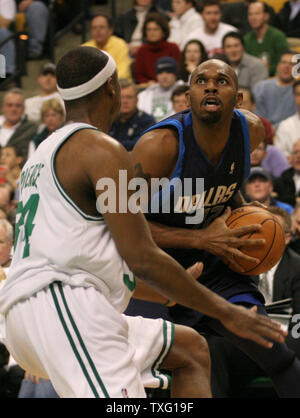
left=0, top=48, right=287, bottom=398
left=131, top=59, right=300, bottom=397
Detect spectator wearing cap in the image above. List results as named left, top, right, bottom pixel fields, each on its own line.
left=109, top=80, right=156, bottom=151
left=24, top=63, right=64, bottom=124
left=137, top=56, right=184, bottom=121
left=222, top=31, right=268, bottom=90
left=243, top=167, right=294, bottom=215
left=0, top=88, right=38, bottom=162
left=274, top=139, right=300, bottom=208
left=82, top=14, right=132, bottom=82
left=134, top=12, right=180, bottom=88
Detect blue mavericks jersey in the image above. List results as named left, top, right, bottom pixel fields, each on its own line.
left=145, top=109, right=250, bottom=230
left=140, top=109, right=264, bottom=324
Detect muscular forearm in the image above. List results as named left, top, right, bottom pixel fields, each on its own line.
left=132, top=246, right=231, bottom=321
left=149, top=221, right=203, bottom=249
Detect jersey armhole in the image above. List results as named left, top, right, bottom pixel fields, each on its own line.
left=141, top=119, right=186, bottom=210
left=51, top=126, right=104, bottom=222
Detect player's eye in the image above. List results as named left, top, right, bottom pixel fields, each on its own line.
left=196, top=78, right=206, bottom=84
left=218, top=78, right=228, bottom=85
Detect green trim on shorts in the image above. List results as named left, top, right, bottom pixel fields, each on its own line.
left=50, top=282, right=110, bottom=398
left=151, top=320, right=174, bottom=389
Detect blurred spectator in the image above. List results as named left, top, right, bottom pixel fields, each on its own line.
left=0, top=0, right=16, bottom=77
left=168, top=0, right=203, bottom=50
left=16, top=0, right=49, bottom=60
left=0, top=88, right=38, bottom=161
left=222, top=31, right=268, bottom=90
left=0, top=183, right=15, bottom=220
left=171, top=84, right=189, bottom=113
left=134, top=12, right=180, bottom=87
left=250, top=139, right=290, bottom=179
left=32, top=98, right=65, bottom=148
left=137, top=56, right=183, bottom=121
left=82, top=14, right=132, bottom=82
left=244, top=1, right=289, bottom=76
left=238, top=87, right=274, bottom=144
left=24, top=63, right=64, bottom=124
left=178, top=39, right=208, bottom=83
left=109, top=80, right=156, bottom=151
left=274, top=0, right=300, bottom=38
left=252, top=51, right=297, bottom=129
left=274, top=138, right=300, bottom=207
left=0, top=145, right=23, bottom=191
left=275, top=80, right=300, bottom=159
left=243, top=166, right=293, bottom=214
left=221, top=0, right=276, bottom=36
left=184, top=0, right=237, bottom=57
left=113, top=0, right=165, bottom=57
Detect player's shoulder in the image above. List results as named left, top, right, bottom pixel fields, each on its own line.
left=135, top=126, right=179, bottom=157
left=73, top=127, right=128, bottom=159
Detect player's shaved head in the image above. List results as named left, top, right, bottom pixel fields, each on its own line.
left=190, top=59, right=238, bottom=91
left=56, top=46, right=110, bottom=90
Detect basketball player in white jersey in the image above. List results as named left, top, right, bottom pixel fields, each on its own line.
left=0, top=47, right=286, bottom=398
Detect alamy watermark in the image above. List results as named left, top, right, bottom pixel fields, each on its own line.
left=95, top=170, right=205, bottom=225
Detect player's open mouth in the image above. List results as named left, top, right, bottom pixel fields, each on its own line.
left=202, top=97, right=221, bottom=112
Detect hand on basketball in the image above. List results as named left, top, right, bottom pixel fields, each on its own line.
left=221, top=305, right=288, bottom=349
left=201, top=207, right=265, bottom=273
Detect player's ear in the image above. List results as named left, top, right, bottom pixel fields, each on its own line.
left=236, top=91, right=243, bottom=108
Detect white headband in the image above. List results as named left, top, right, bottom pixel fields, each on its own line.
left=57, top=51, right=116, bottom=100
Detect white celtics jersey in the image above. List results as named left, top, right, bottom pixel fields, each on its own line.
left=0, top=123, right=135, bottom=315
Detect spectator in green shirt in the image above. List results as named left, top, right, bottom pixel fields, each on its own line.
left=244, top=1, right=289, bottom=76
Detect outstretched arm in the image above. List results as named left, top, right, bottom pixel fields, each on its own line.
left=80, top=130, right=287, bottom=348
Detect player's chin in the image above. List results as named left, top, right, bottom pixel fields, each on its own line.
left=200, top=110, right=222, bottom=124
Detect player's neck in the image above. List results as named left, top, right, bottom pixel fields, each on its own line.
left=65, top=113, right=111, bottom=133
left=192, top=116, right=232, bottom=167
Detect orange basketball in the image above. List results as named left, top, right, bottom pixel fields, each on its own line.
left=222, top=206, right=285, bottom=275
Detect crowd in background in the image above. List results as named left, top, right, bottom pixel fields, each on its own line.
left=0, top=0, right=300, bottom=398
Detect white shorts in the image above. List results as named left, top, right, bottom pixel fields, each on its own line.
left=3, top=282, right=175, bottom=398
